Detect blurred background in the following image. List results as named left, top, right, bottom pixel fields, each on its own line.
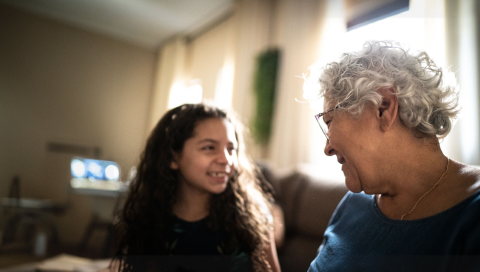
left=0, top=0, right=479, bottom=269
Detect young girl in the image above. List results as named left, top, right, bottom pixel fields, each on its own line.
left=111, top=103, right=280, bottom=272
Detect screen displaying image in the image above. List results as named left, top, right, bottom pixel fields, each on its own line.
left=71, top=157, right=120, bottom=181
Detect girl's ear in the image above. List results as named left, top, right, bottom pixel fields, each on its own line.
left=170, top=152, right=179, bottom=170
left=170, top=161, right=179, bottom=170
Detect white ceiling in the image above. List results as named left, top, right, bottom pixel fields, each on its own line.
left=0, top=0, right=235, bottom=49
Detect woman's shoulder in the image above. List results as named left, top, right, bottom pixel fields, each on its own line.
left=458, top=163, right=480, bottom=188
left=254, top=197, right=274, bottom=225
left=331, top=191, right=372, bottom=214
left=342, top=191, right=372, bottom=204
left=329, top=192, right=373, bottom=223
left=451, top=162, right=480, bottom=199
left=438, top=162, right=480, bottom=225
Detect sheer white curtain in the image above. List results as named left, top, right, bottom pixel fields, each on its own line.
left=266, top=0, right=329, bottom=169
left=444, top=0, right=480, bottom=165
left=148, top=38, right=187, bottom=132
left=230, top=0, right=275, bottom=158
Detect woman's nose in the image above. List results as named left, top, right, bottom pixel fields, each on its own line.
left=324, top=139, right=334, bottom=156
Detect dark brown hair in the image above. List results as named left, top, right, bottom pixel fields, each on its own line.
left=113, top=103, right=273, bottom=271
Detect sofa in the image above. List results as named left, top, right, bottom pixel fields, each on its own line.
left=259, top=164, right=348, bottom=272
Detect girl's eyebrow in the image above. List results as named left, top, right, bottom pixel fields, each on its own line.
left=197, top=139, right=218, bottom=144
left=197, top=138, right=237, bottom=147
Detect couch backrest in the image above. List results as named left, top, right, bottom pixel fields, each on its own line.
left=279, top=172, right=348, bottom=238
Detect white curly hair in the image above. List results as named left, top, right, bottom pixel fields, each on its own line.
left=303, top=40, right=460, bottom=139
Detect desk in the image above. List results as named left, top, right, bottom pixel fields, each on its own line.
left=1, top=198, right=65, bottom=256
left=2, top=198, right=63, bottom=211
left=69, top=178, right=128, bottom=258
left=70, top=178, right=128, bottom=198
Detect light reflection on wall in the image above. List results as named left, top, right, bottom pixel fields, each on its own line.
left=215, top=60, right=235, bottom=109
left=167, top=79, right=203, bottom=109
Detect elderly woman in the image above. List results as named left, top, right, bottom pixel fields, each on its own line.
left=304, top=41, right=480, bottom=272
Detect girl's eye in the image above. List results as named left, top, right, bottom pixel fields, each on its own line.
left=202, top=145, right=215, bottom=151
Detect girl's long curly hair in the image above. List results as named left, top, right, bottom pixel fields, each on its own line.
left=113, top=103, right=273, bottom=272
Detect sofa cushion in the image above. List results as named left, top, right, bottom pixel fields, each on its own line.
left=279, top=172, right=348, bottom=239
left=278, top=172, right=307, bottom=230
left=295, top=178, right=347, bottom=237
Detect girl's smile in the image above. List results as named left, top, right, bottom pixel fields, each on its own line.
left=170, top=118, right=238, bottom=196
left=208, top=171, right=230, bottom=181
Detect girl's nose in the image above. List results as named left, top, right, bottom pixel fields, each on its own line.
left=217, top=148, right=234, bottom=165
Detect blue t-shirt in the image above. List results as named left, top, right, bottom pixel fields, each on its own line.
left=308, top=191, right=480, bottom=272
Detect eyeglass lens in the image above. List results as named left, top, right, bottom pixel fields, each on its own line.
left=315, top=115, right=329, bottom=138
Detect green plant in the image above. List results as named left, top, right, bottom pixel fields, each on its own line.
left=252, top=49, right=280, bottom=145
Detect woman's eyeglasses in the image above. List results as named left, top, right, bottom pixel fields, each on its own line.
left=314, top=104, right=341, bottom=140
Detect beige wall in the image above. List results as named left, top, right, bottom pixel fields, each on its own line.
left=0, top=5, right=156, bottom=244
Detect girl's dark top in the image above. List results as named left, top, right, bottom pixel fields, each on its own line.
left=123, top=215, right=253, bottom=272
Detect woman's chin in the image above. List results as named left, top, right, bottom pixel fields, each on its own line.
left=344, top=175, right=363, bottom=193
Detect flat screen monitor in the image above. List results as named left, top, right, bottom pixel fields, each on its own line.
left=70, top=157, right=120, bottom=181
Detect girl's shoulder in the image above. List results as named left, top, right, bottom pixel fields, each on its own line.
left=254, top=197, right=273, bottom=223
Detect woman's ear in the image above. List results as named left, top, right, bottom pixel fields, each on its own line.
left=377, top=87, right=398, bottom=132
